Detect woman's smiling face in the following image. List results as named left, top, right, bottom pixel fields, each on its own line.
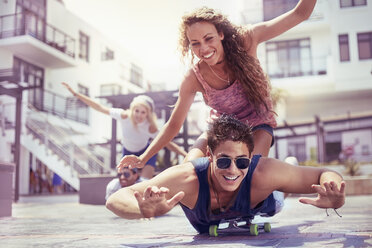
left=132, top=104, right=148, bottom=124
left=186, top=21, right=224, bottom=65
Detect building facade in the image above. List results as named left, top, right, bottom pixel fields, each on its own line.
left=240, top=0, right=372, bottom=163
left=0, top=0, right=148, bottom=195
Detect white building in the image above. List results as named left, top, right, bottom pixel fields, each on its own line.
left=240, top=0, right=372, bottom=163
left=0, top=0, right=148, bottom=195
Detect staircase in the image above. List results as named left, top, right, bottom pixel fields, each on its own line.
left=21, top=105, right=112, bottom=190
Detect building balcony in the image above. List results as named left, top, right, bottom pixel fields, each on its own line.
left=0, top=13, right=76, bottom=68
left=267, top=56, right=333, bottom=95
left=31, top=88, right=89, bottom=125
left=242, top=0, right=330, bottom=34
left=266, top=56, right=328, bottom=79
left=0, top=68, right=34, bottom=96
left=0, top=68, right=20, bottom=85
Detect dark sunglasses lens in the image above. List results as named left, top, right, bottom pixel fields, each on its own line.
left=118, top=172, right=131, bottom=178
left=216, top=157, right=232, bottom=169
left=236, top=158, right=250, bottom=169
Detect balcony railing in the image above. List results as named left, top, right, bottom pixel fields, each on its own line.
left=0, top=68, right=20, bottom=84
left=30, top=88, right=89, bottom=125
left=0, top=13, right=75, bottom=58
left=266, top=56, right=327, bottom=79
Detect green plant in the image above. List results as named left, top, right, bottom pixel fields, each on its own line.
left=300, top=160, right=321, bottom=167
left=270, top=87, right=288, bottom=109
left=343, top=159, right=360, bottom=176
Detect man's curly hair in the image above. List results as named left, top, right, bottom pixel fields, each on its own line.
left=207, top=114, right=254, bottom=154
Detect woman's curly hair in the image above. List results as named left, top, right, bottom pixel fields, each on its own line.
left=179, top=7, right=273, bottom=114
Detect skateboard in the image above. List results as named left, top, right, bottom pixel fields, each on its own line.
left=209, top=216, right=271, bottom=237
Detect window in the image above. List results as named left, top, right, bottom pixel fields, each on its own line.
left=16, top=0, right=46, bottom=40
left=357, top=32, right=372, bottom=60
left=16, top=0, right=46, bottom=18
left=287, top=138, right=306, bottom=162
left=362, top=145, right=370, bottom=155
left=119, top=63, right=127, bottom=81
left=79, top=31, right=89, bottom=62
left=77, top=84, right=89, bottom=96
left=340, top=0, right=367, bottom=8
left=101, top=47, right=115, bottom=61
left=13, top=57, right=44, bottom=108
left=339, top=34, right=350, bottom=62
left=263, top=0, right=298, bottom=21
left=100, top=84, right=122, bottom=96
left=76, top=84, right=89, bottom=110
left=266, top=38, right=312, bottom=78
left=130, top=64, right=143, bottom=87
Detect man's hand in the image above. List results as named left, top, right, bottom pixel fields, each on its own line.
left=134, top=186, right=185, bottom=218
left=299, top=181, right=346, bottom=209
left=117, top=155, right=145, bottom=171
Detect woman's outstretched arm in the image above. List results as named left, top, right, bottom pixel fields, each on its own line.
left=62, top=82, right=111, bottom=115
left=248, top=0, right=317, bottom=46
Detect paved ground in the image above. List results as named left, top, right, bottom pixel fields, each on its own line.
left=1, top=193, right=372, bottom=248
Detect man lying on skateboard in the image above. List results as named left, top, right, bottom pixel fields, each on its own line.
left=106, top=114, right=346, bottom=234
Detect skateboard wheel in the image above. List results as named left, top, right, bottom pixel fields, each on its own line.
left=209, top=225, right=218, bottom=237
left=250, top=224, right=258, bottom=236
left=264, top=222, right=271, bottom=233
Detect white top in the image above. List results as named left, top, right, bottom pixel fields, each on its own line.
left=105, top=178, right=122, bottom=200
left=109, top=108, right=158, bottom=152
left=105, top=177, right=145, bottom=200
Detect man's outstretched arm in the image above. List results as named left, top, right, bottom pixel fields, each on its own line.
left=265, top=158, right=346, bottom=209
left=106, top=164, right=193, bottom=219
left=106, top=185, right=184, bottom=219
left=106, top=186, right=144, bottom=219
left=299, top=171, right=345, bottom=209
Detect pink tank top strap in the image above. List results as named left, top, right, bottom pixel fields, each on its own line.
left=192, top=64, right=213, bottom=90
left=192, top=64, right=213, bottom=103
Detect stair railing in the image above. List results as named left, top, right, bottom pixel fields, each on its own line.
left=26, top=104, right=112, bottom=175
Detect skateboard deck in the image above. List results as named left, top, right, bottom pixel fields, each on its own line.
left=209, top=216, right=271, bottom=236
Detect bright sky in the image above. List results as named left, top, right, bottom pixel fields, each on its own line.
left=63, top=0, right=242, bottom=90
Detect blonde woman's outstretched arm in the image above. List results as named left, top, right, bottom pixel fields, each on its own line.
left=62, top=82, right=111, bottom=115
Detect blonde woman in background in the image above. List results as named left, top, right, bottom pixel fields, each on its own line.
left=62, top=82, right=187, bottom=179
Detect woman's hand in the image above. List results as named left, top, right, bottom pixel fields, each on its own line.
left=134, top=186, right=185, bottom=218
left=206, top=109, right=220, bottom=124
left=61, top=82, right=76, bottom=96
left=117, top=155, right=145, bottom=171
left=299, top=181, right=346, bottom=209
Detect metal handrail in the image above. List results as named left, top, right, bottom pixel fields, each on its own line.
left=26, top=104, right=111, bottom=175
left=26, top=119, right=106, bottom=175
left=0, top=13, right=75, bottom=58
left=0, top=68, right=20, bottom=81
left=26, top=121, right=89, bottom=175
left=31, top=88, right=89, bottom=125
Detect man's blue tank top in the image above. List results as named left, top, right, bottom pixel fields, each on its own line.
left=180, top=155, right=276, bottom=233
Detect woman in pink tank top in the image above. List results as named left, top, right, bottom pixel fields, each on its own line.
left=118, top=1, right=317, bottom=170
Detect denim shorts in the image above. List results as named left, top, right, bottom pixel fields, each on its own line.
left=252, top=124, right=275, bottom=147
left=122, top=143, right=157, bottom=168
left=254, top=191, right=284, bottom=217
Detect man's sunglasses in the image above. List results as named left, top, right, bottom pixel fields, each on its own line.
left=117, top=172, right=131, bottom=178
left=210, top=150, right=250, bottom=169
